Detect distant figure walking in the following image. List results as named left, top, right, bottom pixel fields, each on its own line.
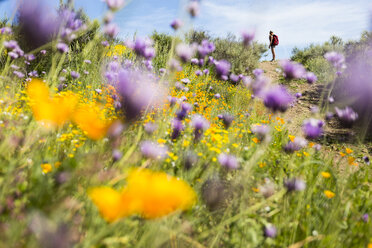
left=269, top=31, right=279, bottom=62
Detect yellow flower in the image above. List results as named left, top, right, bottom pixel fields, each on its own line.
left=157, top=139, right=166, bottom=144
left=368, top=243, right=372, bottom=248
left=321, top=172, right=331, bottom=178
left=252, top=187, right=260, bottom=193
left=89, top=169, right=196, bottom=222
left=324, top=190, right=335, bottom=199
left=54, top=161, right=62, bottom=168
left=259, top=162, right=266, bottom=168
left=347, top=156, right=358, bottom=166
left=27, top=79, right=79, bottom=127
left=345, top=148, right=353, bottom=154
left=303, top=151, right=310, bottom=157
left=288, top=135, right=295, bottom=142
left=252, top=137, right=259, bottom=144
left=41, top=163, right=52, bottom=174
left=340, top=152, right=346, bottom=157
left=73, top=103, right=111, bottom=140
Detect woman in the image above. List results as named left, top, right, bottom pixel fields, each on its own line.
left=269, top=31, right=276, bottom=62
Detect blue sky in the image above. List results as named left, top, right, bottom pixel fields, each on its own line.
left=1, top=0, right=371, bottom=59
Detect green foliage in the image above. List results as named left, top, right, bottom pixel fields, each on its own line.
left=151, top=32, right=174, bottom=70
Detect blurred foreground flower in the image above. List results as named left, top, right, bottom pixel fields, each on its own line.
left=88, top=168, right=196, bottom=222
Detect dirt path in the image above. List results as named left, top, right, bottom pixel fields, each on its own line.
left=259, top=61, right=371, bottom=169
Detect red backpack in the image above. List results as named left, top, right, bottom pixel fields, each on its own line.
left=273, top=34, right=279, bottom=46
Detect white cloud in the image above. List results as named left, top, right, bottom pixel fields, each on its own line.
left=197, top=0, right=370, bottom=46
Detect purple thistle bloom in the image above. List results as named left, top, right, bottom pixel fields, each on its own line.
left=302, top=118, right=324, bottom=139
left=264, top=225, right=277, bottom=238
left=263, top=86, right=294, bottom=112
left=84, top=59, right=91, bottom=64
left=295, top=92, right=302, bottom=99
left=242, top=30, right=255, bottom=46
left=284, top=178, right=306, bottom=192
left=112, top=149, right=122, bottom=162
left=195, top=70, right=203, bottom=76
left=203, top=69, right=210, bottom=75
left=144, top=122, right=158, bottom=135
left=220, top=113, right=234, bottom=129
left=363, top=213, right=369, bottom=223
left=230, top=74, right=240, bottom=83
left=218, top=153, right=239, bottom=170
left=57, top=42, right=69, bottom=53
left=140, top=141, right=168, bottom=160
left=325, top=112, right=334, bottom=121
left=251, top=124, right=270, bottom=140
left=116, top=68, right=165, bottom=122
left=192, top=114, right=210, bottom=141
left=28, top=70, right=39, bottom=77
left=324, top=51, right=345, bottom=70
left=70, top=71, right=80, bottom=79
left=105, top=0, right=124, bottom=10
left=335, top=107, right=358, bottom=128
left=170, top=19, right=183, bottom=30
left=176, top=103, right=192, bottom=120
left=101, top=40, right=110, bottom=47
left=198, top=40, right=215, bottom=58
left=253, top=68, right=264, bottom=77
left=4, top=40, right=19, bottom=50
left=283, top=137, right=308, bottom=153
left=363, top=156, right=370, bottom=165
left=25, top=54, right=36, bottom=61
left=0, top=27, right=12, bottom=35
left=215, top=60, right=231, bottom=78
left=13, top=71, right=25, bottom=78
left=187, top=1, right=200, bottom=17
left=171, top=118, right=184, bottom=140
left=280, top=60, right=306, bottom=80
left=191, top=58, right=199, bottom=65
left=306, top=72, right=317, bottom=84
left=40, top=50, right=47, bottom=55
left=159, top=68, right=166, bottom=74
left=10, top=65, right=20, bottom=70
left=214, top=93, right=221, bottom=99
left=168, top=96, right=178, bottom=107
left=181, top=78, right=191, bottom=84
left=176, top=43, right=196, bottom=62
left=104, top=23, right=119, bottom=38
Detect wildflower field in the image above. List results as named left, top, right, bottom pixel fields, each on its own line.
left=0, top=1, right=372, bottom=247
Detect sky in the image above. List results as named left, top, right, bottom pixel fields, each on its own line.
left=0, top=0, right=371, bottom=59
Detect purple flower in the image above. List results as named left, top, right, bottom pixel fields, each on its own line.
left=195, top=70, right=203, bottom=76
left=283, top=137, right=308, bottom=153
left=230, top=74, right=240, bottom=83
left=325, top=112, right=334, bottom=121
left=191, top=58, right=199, bottom=65
left=140, top=141, right=168, bottom=160
left=40, top=50, right=47, bottom=55
left=302, top=118, right=324, bottom=139
left=159, top=68, right=166, bottom=74
left=363, top=156, right=370, bottom=165
left=218, top=153, right=239, bottom=170
left=214, top=93, right=221, bottom=99
left=335, top=107, right=358, bottom=128
left=215, top=60, right=231, bottom=78
left=264, top=225, right=277, bottom=238
left=253, top=68, right=264, bottom=77
left=168, top=96, right=178, bottom=107
left=28, top=70, right=39, bottom=77
left=112, top=149, right=122, bottom=162
left=284, top=178, right=306, bottom=192
left=192, top=114, right=209, bottom=141
left=127, top=38, right=155, bottom=60
left=176, top=43, right=196, bottom=62
left=84, top=59, right=91, bottom=64
left=0, top=27, right=12, bottom=35
left=295, top=92, right=302, bottom=99
left=280, top=60, right=306, bottom=80
left=70, top=71, right=80, bottom=79
left=363, top=213, right=369, bottom=223
left=203, top=69, right=210, bottom=75
left=170, top=19, right=183, bottom=30
left=57, top=42, right=69, bottom=53
left=144, top=122, right=158, bottom=135
left=306, top=72, right=317, bottom=84
left=116, top=68, right=165, bottom=122
left=242, top=30, right=255, bottom=46
left=101, top=40, right=110, bottom=47
left=13, top=71, right=25, bottom=78
left=4, top=40, right=19, bottom=50
left=181, top=78, right=191, bottom=84
left=251, top=124, right=270, bottom=140
left=198, top=40, right=215, bottom=58
left=187, top=1, right=200, bottom=17
left=263, top=86, right=294, bottom=112
left=17, top=0, right=60, bottom=48
left=104, top=23, right=119, bottom=38
left=324, top=51, right=345, bottom=70
left=171, top=118, right=184, bottom=140
left=220, top=113, right=234, bottom=129
left=24, top=54, right=36, bottom=61
left=176, top=103, right=192, bottom=120
left=105, top=0, right=124, bottom=10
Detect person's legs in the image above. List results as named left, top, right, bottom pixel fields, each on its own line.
left=271, top=46, right=276, bottom=61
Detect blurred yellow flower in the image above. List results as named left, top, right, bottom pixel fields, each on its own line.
left=345, top=148, right=353, bottom=154
left=321, top=172, right=331, bottom=178
left=41, top=163, right=52, bottom=174
left=89, top=168, right=196, bottom=222
left=324, top=190, right=335, bottom=199
left=288, top=135, right=295, bottom=142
